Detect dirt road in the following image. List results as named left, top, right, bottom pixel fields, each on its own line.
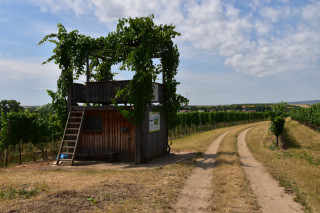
left=237, top=128, right=303, bottom=213
left=173, top=130, right=231, bottom=212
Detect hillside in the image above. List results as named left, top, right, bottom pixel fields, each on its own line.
left=288, top=100, right=320, bottom=105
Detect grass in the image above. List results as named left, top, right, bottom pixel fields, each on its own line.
left=0, top=162, right=194, bottom=212
left=246, top=120, right=320, bottom=213
left=171, top=125, right=242, bottom=153
left=208, top=124, right=261, bottom=212
left=0, top=188, right=38, bottom=199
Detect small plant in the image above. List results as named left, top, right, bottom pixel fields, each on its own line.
left=87, top=197, right=98, bottom=204
left=268, top=143, right=276, bottom=151
left=0, top=188, right=38, bottom=199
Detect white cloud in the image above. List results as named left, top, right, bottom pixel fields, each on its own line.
left=30, top=0, right=89, bottom=16
left=225, top=26, right=320, bottom=77
left=30, top=0, right=320, bottom=78
left=260, top=7, right=281, bottom=23
left=254, top=20, right=272, bottom=36
left=0, top=58, right=59, bottom=80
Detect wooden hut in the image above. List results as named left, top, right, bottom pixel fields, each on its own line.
left=56, top=80, right=168, bottom=165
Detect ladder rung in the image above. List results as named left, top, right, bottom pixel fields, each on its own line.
left=61, top=152, right=74, bottom=155
left=56, top=110, right=83, bottom=166
left=63, top=146, right=75, bottom=149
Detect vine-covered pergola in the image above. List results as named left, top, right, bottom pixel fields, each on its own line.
left=39, top=15, right=187, bottom=130
left=39, top=15, right=187, bottom=164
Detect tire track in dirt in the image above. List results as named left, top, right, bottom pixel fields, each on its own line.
left=173, top=130, right=231, bottom=213
left=237, top=128, right=303, bottom=213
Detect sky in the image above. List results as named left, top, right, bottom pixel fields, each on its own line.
left=0, top=0, right=319, bottom=106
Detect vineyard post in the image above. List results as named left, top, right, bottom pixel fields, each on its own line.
left=4, top=148, right=8, bottom=167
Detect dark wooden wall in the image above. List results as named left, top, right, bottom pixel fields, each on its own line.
left=135, top=107, right=168, bottom=163
left=72, top=81, right=164, bottom=104
left=77, top=110, right=135, bottom=161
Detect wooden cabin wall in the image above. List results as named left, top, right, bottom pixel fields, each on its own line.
left=135, top=108, right=168, bottom=162
left=78, top=110, right=135, bottom=161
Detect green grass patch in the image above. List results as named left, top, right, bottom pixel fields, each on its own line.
left=0, top=188, right=38, bottom=199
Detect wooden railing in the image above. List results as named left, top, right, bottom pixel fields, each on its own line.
left=71, top=81, right=164, bottom=104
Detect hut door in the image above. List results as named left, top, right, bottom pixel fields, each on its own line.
left=109, top=110, right=134, bottom=161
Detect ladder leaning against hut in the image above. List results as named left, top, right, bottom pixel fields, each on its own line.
left=56, top=109, right=85, bottom=165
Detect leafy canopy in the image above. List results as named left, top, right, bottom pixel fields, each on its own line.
left=39, top=15, right=188, bottom=127
left=269, top=102, right=286, bottom=139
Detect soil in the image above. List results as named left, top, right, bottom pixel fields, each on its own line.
left=173, top=130, right=231, bottom=212
left=237, top=128, right=303, bottom=213
left=1, top=126, right=306, bottom=212
left=1, top=180, right=143, bottom=213
left=0, top=152, right=195, bottom=213
left=5, top=151, right=195, bottom=172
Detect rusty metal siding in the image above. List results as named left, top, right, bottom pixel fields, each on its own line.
left=78, top=110, right=135, bottom=161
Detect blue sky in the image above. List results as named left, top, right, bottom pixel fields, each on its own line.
left=0, top=0, right=319, bottom=106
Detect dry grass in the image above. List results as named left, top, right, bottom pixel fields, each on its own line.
left=0, top=121, right=269, bottom=212
left=0, top=162, right=193, bottom=212
left=208, top=125, right=261, bottom=213
left=246, top=120, right=320, bottom=213
left=171, top=125, right=240, bottom=153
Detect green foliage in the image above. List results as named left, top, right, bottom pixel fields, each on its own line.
left=0, top=100, right=23, bottom=149
left=0, top=112, right=9, bottom=149
left=0, top=188, right=38, bottom=200
left=5, top=110, right=61, bottom=146
left=0, top=107, right=62, bottom=165
left=6, top=110, right=32, bottom=147
left=290, top=104, right=320, bottom=129
left=176, top=111, right=268, bottom=128
left=39, top=15, right=187, bottom=129
left=269, top=102, right=286, bottom=147
left=270, top=116, right=285, bottom=137
left=87, top=197, right=98, bottom=204
left=0, top=100, right=23, bottom=116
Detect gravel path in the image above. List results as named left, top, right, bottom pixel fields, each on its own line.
left=173, top=130, right=231, bottom=213
left=237, top=128, right=303, bottom=213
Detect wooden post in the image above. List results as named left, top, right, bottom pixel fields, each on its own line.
left=18, top=141, right=21, bottom=165
left=4, top=148, right=8, bottom=167
left=67, top=70, right=73, bottom=112
left=86, top=54, right=90, bottom=106
left=86, top=54, right=90, bottom=83
left=162, top=72, right=169, bottom=153
left=67, top=86, right=71, bottom=112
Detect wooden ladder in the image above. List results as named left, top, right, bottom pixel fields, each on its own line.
left=56, top=109, right=85, bottom=166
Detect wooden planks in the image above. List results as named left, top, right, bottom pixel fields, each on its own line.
left=72, top=81, right=164, bottom=104
left=77, top=110, right=135, bottom=162
left=135, top=107, right=168, bottom=163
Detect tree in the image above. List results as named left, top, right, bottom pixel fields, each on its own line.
left=39, top=15, right=188, bottom=162
left=0, top=112, right=9, bottom=167
left=269, top=102, right=286, bottom=148
left=0, top=100, right=23, bottom=167
left=6, top=110, right=32, bottom=165
left=0, top=100, right=23, bottom=115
